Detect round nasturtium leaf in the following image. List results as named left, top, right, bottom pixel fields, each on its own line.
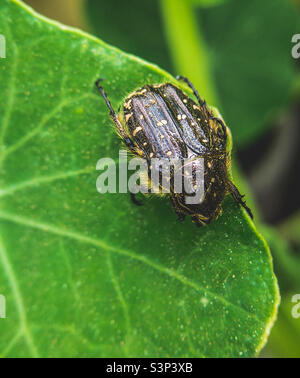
left=0, top=0, right=279, bottom=358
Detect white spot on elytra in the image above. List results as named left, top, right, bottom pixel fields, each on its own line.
left=125, top=113, right=132, bottom=122
left=133, top=126, right=142, bottom=136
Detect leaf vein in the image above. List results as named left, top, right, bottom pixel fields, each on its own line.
left=0, top=22, right=19, bottom=158
left=0, top=167, right=95, bottom=198
left=0, top=237, right=39, bottom=357
left=0, top=93, right=95, bottom=164
left=106, top=251, right=131, bottom=356
left=0, top=210, right=263, bottom=324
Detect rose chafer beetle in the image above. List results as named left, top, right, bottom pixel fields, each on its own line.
left=95, top=76, right=253, bottom=227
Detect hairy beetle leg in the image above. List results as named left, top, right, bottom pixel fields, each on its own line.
left=227, top=180, right=254, bottom=219
left=176, top=75, right=206, bottom=107
left=95, top=79, right=135, bottom=149
left=210, top=116, right=227, bottom=143
left=170, top=195, right=186, bottom=222
left=191, top=215, right=207, bottom=227
left=177, top=213, right=186, bottom=222
left=130, top=193, right=143, bottom=206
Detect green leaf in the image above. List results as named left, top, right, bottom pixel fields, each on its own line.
left=85, top=0, right=173, bottom=72
left=0, top=0, right=279, bottom=357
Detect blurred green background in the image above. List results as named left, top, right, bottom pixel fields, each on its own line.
left=25, top=0, right=300, bottom=357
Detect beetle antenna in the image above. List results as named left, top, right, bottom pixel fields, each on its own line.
left=95, top=79, right=136, bottom=149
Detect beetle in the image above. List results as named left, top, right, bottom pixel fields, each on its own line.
left=95, top=76, right=253, bottom=226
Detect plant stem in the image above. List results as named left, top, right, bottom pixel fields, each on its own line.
left=160, top=0, right=218, bottom=106
left=160, top=0, right=260, bottom=219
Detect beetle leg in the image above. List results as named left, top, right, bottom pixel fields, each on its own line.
left=191, top=215, right=206, bottom=227
left=170, top=194, right=186, bottom=222
left=227, top=180, right=254, bottom=219
left=95, top=79, right=135, bottom=149
left=130, top=193, right=143, bottom=206
left=177, top=213, right=186, bottom=222
left=176, top=75, right=206, bottom=107
left=210, top=116, right=227, bottom=136
left=210, top=116, right=227, bottom=143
